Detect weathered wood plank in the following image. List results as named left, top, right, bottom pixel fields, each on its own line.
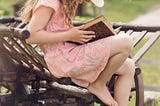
left=0, top=42, right=17, bottom=73
left=112, top=22, right=160, bottom=32
left=133, top=31, right=147, bottom=47
left=133, top=31, right=160, bottom=63
left=40, top=81, right=94, bottom=102
left=0, top=27, right=29, bottom=39
left=0, top=17, right=21, bottom=24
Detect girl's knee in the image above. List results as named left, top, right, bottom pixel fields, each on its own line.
left=113, top=35, right=134, bottom=54
left=121, top=35, right=134, bottom=53
left=111, top=35, right=134, bottom=57
left=125, top=58, right=135, bottom=77
left=116, top=58, right=135, bottom=77
left=123, top=35, right=134, bottom=45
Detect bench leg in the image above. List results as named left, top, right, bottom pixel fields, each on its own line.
left=134, top=67, right=144, bottom=106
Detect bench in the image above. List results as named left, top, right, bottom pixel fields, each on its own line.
left=0, top=17, right=160, bottom=106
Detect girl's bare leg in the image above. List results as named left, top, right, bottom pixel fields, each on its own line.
left=114, top=58, right=135, bottom=106
left=87, top=35, right=134, bottom=105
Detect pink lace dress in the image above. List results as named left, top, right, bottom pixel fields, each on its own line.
left=33, top=0, right=112, bottom=87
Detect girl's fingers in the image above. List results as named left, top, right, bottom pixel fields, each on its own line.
left=76, top=25, right=95, bottom=34
left=81, top=38, right=91, bottom=42
left=82, top=34, right=96, bottom=39
left=76, top=25, right=85, bottom=30
left=77, top=35, right=94, bottom=44
left=82, top=30, right=95, bottom=35
left=78, top=41, right=85, bottom=44
left=76, top=25, right=95, bottom=35
left=80, top=36, right=94, bottom=43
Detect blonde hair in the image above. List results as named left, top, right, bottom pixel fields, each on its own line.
left=19, top=0, right=37, bottom=24
left=60, top=0, right=79, bottom=27
left=20, top=0, right=79, bottom=27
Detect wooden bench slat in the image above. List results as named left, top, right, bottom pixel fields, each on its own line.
left=133, top=31, right=160, bottom=63
left=133, top=31, right=148, bottom=47
left=0, top=37, right=29, bottom=65
left=113, top=22, right=160, bottom=32
left=126, top=30, right=134, bottom=35
left=48, top=82, right=94, bottom=101
left=38, top=81, right=94, bottom=101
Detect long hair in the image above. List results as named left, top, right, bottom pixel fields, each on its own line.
left=60, top=0, right=79, bottom=27
left=19, top=0, right=37, bottom=24
left=20, top=0, right=79, bottom=27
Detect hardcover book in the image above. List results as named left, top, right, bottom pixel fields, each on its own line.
left=83, top=15, right=116, bottom=43
left=69, top=15, right=117, bottom=44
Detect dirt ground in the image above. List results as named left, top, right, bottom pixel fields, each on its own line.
left=130, top=6, right=160, bottom=26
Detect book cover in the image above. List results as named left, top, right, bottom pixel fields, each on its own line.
left=68, top=16, right=117, bottom=45
left=84, top=15, right=116, bottom=43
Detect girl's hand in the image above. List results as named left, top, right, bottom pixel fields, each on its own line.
left=66, top=25, right=96, bottom=44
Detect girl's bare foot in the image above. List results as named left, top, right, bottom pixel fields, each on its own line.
left=87, top=83, right=118, bottom=106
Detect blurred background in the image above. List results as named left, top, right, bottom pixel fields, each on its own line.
left=0, top=0, right=160, bottom=105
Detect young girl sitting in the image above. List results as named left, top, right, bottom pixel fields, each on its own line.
left=20, top=0, right=135, bottom=106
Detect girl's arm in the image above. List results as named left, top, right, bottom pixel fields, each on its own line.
left=26, top=6, right=95, bottom=44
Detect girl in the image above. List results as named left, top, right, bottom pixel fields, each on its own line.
left=20, top=0, right=135, bottom=106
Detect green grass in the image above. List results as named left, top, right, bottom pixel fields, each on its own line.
left=156, top=98, right=160, bottom=106
left=0, top=0, right=17, bottom=16
left=133, top=38, right=160, bottom=86
left=75, top=0, right=160, bottom=23
left=103, top=0, right=160, bottom=22
left=134, top=38, right=160, bottom=59
left=1, top=0, right=160, bottom=22
left=141, top=63, right=160, bottom=85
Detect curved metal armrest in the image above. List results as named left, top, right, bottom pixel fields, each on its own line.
left=0, top=27, right=30, bottom=39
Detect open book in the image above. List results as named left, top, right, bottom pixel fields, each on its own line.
left=69, top=15, right=117, bottom=44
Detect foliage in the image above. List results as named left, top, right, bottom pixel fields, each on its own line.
left=156, top=98, right=160, bottom=106
left=0, top=0, right=16, bottom=16
left=0, top=9, right=10, bottom=16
